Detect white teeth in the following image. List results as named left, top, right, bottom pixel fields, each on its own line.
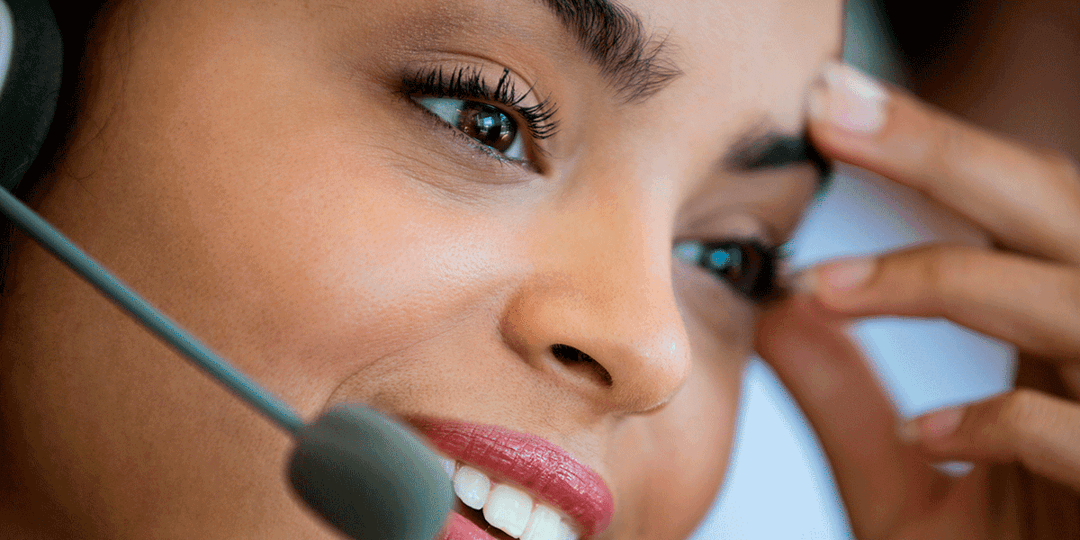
left=483, top=484, right=533, bottom=538
left=556, top=520, right=578, bottom=540
left=446, top=459, right=581, bottom=540
left=452, top=465, right=491, bottom=510
left=438, top=457, right=456, bottom=480
left=521, top=505, right=561, bottom=540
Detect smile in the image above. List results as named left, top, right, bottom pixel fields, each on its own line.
left=410, top=418, right=615, bottom=540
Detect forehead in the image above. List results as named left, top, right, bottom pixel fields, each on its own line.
left=277, top=0, right=842, bottom=101
left=618, top=0, right=845, bottom=114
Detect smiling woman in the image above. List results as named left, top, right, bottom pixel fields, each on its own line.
left=0, top=1, right=841, bottom=539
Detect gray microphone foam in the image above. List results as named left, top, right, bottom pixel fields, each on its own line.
left=288, top=404, right=454, bottom=540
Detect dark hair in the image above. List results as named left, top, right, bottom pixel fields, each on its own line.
left=874, top=0, right=980, bottom=77
left=1, top=1, right=110, bottom=288
left=13, top=1, right=112, bottom=199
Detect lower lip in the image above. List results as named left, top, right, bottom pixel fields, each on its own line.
left=442, top=512, right=497, bottom=540
left=413, top=418, right=613, bottom=536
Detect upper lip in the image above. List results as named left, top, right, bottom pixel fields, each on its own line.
left=408, top=417, right=614, bottom=538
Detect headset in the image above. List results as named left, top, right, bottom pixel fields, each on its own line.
left=0, top=1, right=453, bottom=538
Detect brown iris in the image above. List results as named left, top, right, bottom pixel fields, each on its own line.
left=457, top=102, right=517, bottom=153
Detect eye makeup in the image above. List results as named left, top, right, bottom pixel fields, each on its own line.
left=400, top=65, right=560, bottom=169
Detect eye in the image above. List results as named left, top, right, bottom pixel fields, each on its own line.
left=415, top=97, right=526, bottom=161
left=674, top=240, right=781, bottom=303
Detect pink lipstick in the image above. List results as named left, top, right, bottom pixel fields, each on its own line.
left=411, top=418, right=614, bottom=538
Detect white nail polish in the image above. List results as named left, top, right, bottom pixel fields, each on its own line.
left=815, top=62, right=888, bottom=134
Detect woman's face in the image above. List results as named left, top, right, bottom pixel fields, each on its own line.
left=0, top=0, right=841, bottom=538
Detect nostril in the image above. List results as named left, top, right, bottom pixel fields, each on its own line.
left=550, top=344, right=613, bottom=387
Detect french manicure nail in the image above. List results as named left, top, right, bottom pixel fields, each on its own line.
left=818, top=257, right=875, bottom=291
left=921, top=407, right=965, bottom=440
left=810, top=62, right=888, bottom=134
left=899, top=407, right=965, bottom=444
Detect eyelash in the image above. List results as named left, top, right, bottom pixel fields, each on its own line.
left=401, top=66, right=559, bottom=162
left=675, top=239, right=789, bottom=304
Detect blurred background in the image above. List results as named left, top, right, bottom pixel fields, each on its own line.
left=688, top=0, right=1047, bottom=537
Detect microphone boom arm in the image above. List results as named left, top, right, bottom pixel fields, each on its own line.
left=0, top=187, right=306, bottom=435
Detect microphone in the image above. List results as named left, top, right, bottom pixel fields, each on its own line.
left=291, top=405, right=454, bottom=540
left=0, top=188, right=454, bottom=540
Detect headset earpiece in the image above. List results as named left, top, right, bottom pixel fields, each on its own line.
left=0, top=0, right=62, bottom=191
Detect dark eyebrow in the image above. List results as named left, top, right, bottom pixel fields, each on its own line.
left=723, top=124, right=833, bottom=190
left=536, top=0, right=682, bottom=103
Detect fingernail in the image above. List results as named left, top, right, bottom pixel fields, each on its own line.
left=897, top=419, right=920, bottom=444
left=818, top=257, right=876, bottom=292
left=898, top=407, right=965, bottom=444
left=808, top=62, right=889, bottom=134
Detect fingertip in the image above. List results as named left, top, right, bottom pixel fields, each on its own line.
left=896, top=419, right=920, bottom=446
left=818, top=257, right=877, bottom=292
left=805, top=61, right=890, bottom=137
left=790, top=257, right=878, bottom=310
left=897, top=406, right=966, bottom=446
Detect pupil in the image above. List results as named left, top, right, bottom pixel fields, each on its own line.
left=459, top=103, right=516, bottom=153
left=707, top=244, right=759, bottom=286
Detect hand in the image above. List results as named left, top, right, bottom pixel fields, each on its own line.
left=756, top=62, right=1080, bottom=540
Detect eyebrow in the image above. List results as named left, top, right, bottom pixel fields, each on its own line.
left=536, top=0, right=682, bottom=102
left=723, top=123, right=833, bottom=190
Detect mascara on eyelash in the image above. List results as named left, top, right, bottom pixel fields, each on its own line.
left=401, top=65, right=560, bottom=141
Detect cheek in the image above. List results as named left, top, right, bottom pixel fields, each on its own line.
left=112, top=96, right=527, bottom=416
left=174, top=157, right=524, bottom=413
left=605, top=350, right=744, bottom=540
left=602, top=265, right=750, bottom=540
left=93, top=34, right=546, bottom=411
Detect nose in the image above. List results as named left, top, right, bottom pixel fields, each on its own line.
left=499, top=182, right=693, bottom=414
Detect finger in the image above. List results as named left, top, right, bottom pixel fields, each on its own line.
left=796, top=243, right=1080, bottom=361
left=756, top=295, right=941, bottom=539
left=807, top=61, right=1080, bottom=265
left=899, top=388, right=1080, bottom=492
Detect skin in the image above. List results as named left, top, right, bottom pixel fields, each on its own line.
left=0, top=0, right=840, bottom=539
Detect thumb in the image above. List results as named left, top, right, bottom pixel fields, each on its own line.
left=756, top=294, right=934, bottom=538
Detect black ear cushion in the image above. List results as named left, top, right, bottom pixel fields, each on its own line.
left=0, top=0, right=62, bottom=191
